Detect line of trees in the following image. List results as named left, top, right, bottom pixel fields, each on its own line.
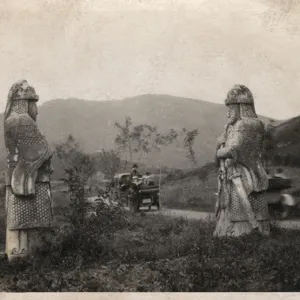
left=114, top=116, right=178, bottom=164
left=54, top=115, right=282, bottom=185
left=54, top=116, right=202, bottom=185
left=114, top=116, right=203, bottom=170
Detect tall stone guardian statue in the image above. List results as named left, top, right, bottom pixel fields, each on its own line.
left=4, top=80, right=54, bottom=261
left=214, top=84, right=270, bottom=237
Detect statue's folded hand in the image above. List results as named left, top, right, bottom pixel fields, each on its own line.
left=216, top=147, right=228, bottom=158
left=216, top=135, right=226, bottom=148
left=225, top=158, right=234, bottom=168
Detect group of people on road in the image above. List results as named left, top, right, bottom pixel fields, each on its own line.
left=130, top=164, right=153, bottom=185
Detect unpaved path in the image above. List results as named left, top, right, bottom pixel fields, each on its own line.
left=137, top=207, right=300, bottom=229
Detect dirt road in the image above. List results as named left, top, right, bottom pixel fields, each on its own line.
left=140, top=207, right=300, bottom=229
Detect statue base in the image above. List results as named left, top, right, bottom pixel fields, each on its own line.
left=5, top=183, right=54, bottom=262
left=6, top=227, right=53, bottom=263
left=213, top=209, right=270, bottom=237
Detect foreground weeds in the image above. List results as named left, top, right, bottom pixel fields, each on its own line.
left=1, top=209, right=300, bottom=292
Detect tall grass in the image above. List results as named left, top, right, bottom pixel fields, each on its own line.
left=160, top=177, right=216, bottom=212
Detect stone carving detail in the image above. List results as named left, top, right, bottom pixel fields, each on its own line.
left=214, top=84, right=270, bottom=237
left=4, top=80, right=54, bottom=261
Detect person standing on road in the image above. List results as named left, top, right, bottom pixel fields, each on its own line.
left=130, top=164, right=139, bottom=180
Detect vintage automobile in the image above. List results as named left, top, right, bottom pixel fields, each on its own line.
left=214, top=171, right=300, bottom=220
left=127, top=175, right=160, bottom=213
left=109, top=173, right=131, bottom=205
left=265, top=173, right=300, bottom=220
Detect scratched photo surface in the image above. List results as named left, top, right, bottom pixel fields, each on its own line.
left=0, top=0, right=300, bottom=294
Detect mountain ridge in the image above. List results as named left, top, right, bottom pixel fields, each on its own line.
left=0, top=94, right=274, bottom=168
left=0, top=94, right=280, bottom=173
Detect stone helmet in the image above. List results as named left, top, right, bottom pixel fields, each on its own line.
left=8, top=79, right=39, bottom=102
left=225, top=84, right=254, bottom=106
left=4, top=80, right=39, bottom=121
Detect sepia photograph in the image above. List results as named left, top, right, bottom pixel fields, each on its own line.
left=0, top=0, right=300, bottom=294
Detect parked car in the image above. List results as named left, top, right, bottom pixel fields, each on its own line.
left=127, top=176, right=160, bottom=213
left=265, top=173, right=300, bottom=220
left=109, top=173, right=131, bottom=205
left=213, top=171, right=300, bottom=220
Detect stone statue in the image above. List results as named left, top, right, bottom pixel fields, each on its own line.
left=214, top=84, right=270, bottom=237
left=4, top=80, right=54, bottom=261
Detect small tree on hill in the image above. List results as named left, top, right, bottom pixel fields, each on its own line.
left=55, top=134, right=96, bottom=182
left=114, top=116, right=178, bottom=163
left=94, top=149, right=121, bottom=180
left=62, top=166, right=87, bottom=227
left=182, top=128, right=199, bottom=166
left=55, top=135, right=97, bottom=228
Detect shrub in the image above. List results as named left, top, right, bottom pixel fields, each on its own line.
left=149, top=222, right=300, bottom=292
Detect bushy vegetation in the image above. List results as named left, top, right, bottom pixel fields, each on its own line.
left=2, top=121, right=300, bottom=292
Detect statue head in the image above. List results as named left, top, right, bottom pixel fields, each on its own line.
left=225, top=84, right=257, bottom=124
left=4, top=80, right=39, bottom=121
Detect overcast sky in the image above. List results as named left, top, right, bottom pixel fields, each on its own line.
left=0, top=0, right=299, bottom=119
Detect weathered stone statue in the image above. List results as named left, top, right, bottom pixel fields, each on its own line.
left=214, top=84, right=270, bottom=237
left=4, top=80, right=54, bottom=261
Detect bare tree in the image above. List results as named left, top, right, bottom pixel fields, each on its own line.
left=55, top=134, right=96, bottom=182
left=114, top=116, right=133, bottom=163
left=94, top=149, right=121, bottom=180
left=114, top=116, right=178, bottom=163
left=182, top=128, right=199, bottom=166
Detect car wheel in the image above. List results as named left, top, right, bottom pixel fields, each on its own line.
left=129, top=197, right=139, bottom=213
left=280, top=204, right=291, bottom=219
left=157, top=200, right=161, bottom=211
left=267, top=204, right=277, bottom=219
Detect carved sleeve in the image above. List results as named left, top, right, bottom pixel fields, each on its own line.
left=217, top=120, right=264, bottom=164
left=216, top=125, right=230, bottom=160
left=216, top=123, right=246, bottom=161
left=217, top=144, right=235, bottom=160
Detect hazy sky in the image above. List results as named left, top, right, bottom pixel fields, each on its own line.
left=0, top=0, right=299, bottom=119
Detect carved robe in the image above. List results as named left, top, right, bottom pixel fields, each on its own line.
left=214, top=118, right=270, bottom=237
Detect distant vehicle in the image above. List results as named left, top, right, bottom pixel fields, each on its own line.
left=265, top=173, right=300, bottom=220
left=127, top=176, right=160, bottom=213
left=213, top=172, right=300, bottom=220
left=108, top=172, right=161, bottom=212
left=110, top=173, right=131, bottom=204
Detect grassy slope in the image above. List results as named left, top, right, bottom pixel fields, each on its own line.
left=160, top=164, right=218, bottom=212
left=160, top=164, right=300, bottom=212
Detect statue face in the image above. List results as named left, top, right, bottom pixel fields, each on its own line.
left=28, top=101, right=38, bottom=121
left=227, top=104, right=239, bottom=124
